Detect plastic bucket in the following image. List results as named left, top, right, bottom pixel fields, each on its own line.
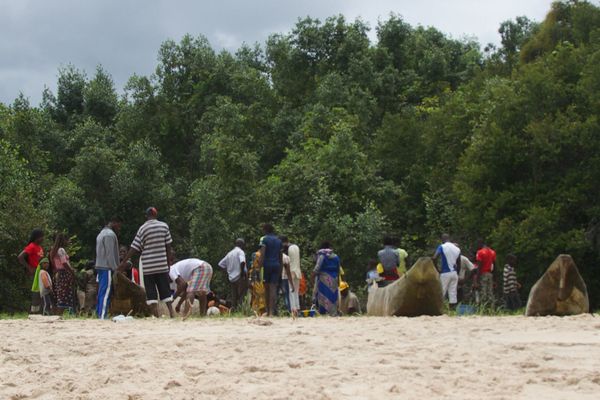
left=457, top=304, right=475, bottom=315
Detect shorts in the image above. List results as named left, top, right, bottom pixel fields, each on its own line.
left=263, top=264, right=281, bottom=284
left=188, top=263, right=213, bottom=293
left=144, top=272, right=173, bottom=305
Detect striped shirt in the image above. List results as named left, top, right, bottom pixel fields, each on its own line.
left=131, top=219, right=173, bottom=275
left=503, top=264, right=518, bottom=294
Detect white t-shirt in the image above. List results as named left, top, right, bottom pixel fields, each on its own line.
left=459, top=255, right=476, bottom=280
left=437, top=242, right=460, bottom=273
left=287, top=244, right=301, bottom=279
left=218, top=247, right=246, bottom=282
left=169, top=258, right=204, bottom=282
left=281, top=253, right=291, bottom=279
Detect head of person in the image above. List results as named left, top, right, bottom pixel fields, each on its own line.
left=339, top=281, right=349, bottom=297
left=146, top=207, right=158, bottom=220
left=262, top=223, right=275, bottom=235
left=29, top=228, right=44, bottom=245
left=440, top=233, right=450, bottom=244
left=206, top=291, right=217, bottom=302
left=39, top=257, right=50, bottom=270
left=279, top=235, right=289, bottom=252
left=119, top=245, right=129, bottom=262
left=319, top=240, right=332, bottom=250
left=108, top=216, right=123, bottom=233
left=235, top=238, right=245, bottom=250
left=279, top=235, right=289, bottom=246
left=477, top=239, right=486, bottom=250
left=53, top=232, right=69, bottom=249
left=506, top=254, right=517, bottom=266
left=383, top=236, right=394, bottom=246
left=367, top=259, right=378, bottom=271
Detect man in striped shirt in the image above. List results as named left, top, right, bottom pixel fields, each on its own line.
left=503, top=254, right=521, bottom=311
left=120, top=207, right=175, bottom=318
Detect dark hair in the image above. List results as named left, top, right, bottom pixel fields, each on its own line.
left=28, top=228, right=44, bottom=244
left=110, top=215, right=123, bottom=223
left=367, top=259, right=378, bottom=271
left=506, top=254, right=517, bottom=264
left=262, top=223, right=274, bottom=234
left=383, top=236, right=394, bottom=246
left=50, top=232, right=69, bottom=262
left=319, top=240, right=332, bottom=250
left=279, top=235, right=289, bottom=243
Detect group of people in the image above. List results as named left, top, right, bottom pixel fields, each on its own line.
left=365, top=233, right=521, bottom=311
left=18, top=230, right=75, bottom=315
left=431, top=234, right=521, bottom=310
left=17, top=208, right=521, bottom=319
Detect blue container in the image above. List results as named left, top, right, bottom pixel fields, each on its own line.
left=457, top=304, right=475, bottom=315
left=300, top=309, right=317, bottom=317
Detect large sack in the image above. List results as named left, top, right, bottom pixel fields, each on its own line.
left=111, top=272, right=151, bottom=316
left=526, top=254, right=589, bottom=316
left=157, top=297, right=200, bottom=317
left=367, top=257, right=443, bottom=317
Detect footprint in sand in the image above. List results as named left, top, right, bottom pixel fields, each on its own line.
left=519, top=362, right=539, bottom=369
left=164, top=380, right=182, bottom=390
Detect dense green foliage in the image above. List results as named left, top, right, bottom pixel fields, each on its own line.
left=2, top=1, right=600, bottom=310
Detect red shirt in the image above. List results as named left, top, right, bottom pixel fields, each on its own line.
left=476, top=247, right=496, bottom=274
left=23, top=242, right=44, bottom=275
left=132, top=268, right=140, bottom=285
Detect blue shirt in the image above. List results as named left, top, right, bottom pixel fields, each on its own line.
left=260, top=234, right=282, bottom=268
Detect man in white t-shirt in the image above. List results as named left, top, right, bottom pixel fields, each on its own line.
left=218, top=239, right=247, bottom=310
left=432, top=233, right=461, bottom=309
left=170, top=258, right=213, bottom=319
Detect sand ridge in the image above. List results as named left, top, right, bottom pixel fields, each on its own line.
left=2, top=315, right=600, bottom=399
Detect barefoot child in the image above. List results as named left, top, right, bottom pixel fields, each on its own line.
left=38, top=258, right=54, bottom=315
left=170, top=258, right=213, bottom=319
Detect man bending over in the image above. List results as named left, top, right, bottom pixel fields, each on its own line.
left=171, top=258, right=213, bottom=319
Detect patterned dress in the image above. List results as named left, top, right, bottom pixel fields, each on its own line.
left=53, top=248, right=74, bottom=311
left=313, top=248, right=341, bottom=316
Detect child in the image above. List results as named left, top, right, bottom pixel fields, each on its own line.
left=38, top=258, right=54, bottom=315
left=119, top=245, right=140, bottom=284
left=82, top=261, right=98, bottom=315
left=503, top=254, right=522, bottom=311
left=366, top=259, right=381, bottom=286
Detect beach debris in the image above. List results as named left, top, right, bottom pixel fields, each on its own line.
left=27, top=315, right=61, bottom=323
left=112, top=315, right=134, bottom=323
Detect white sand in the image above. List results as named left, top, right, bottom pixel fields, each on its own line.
left=2, top=315, right=600, bottom=399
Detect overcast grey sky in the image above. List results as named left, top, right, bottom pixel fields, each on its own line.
left=1, top=0, right=558, bottom=105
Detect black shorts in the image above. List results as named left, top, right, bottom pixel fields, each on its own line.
left=144, top=272, right=173, bottom=304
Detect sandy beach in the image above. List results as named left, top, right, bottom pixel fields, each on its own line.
left=2, top=315, right=600, bottom=399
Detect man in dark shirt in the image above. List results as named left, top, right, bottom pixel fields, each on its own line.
left=258, top=223, right=282, bottom=317
left=377, top=236, right=400, bottom=282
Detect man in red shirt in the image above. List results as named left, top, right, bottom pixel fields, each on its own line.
left=474, top=240, right=496, bottom=306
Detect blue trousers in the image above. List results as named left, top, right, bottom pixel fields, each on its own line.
left=281, top=278, right=291, bottom=312
left=96, top=269, right=112, bottom=319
